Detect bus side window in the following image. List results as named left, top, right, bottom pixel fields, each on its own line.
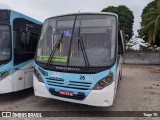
left=29, top=32, right=39, bottom=52
left=13, top=18, right=41, bottom=65
left=118, top=41, right=123, bottom=55
left=14, top=29, right=39, bottom=65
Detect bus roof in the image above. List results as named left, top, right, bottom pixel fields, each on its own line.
left=46, top=12, right=118, bottom=20
left=0, top=9, right=42, bottom=24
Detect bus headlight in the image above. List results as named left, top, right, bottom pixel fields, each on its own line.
left=93, top=73, right=113, bottom=90
left=34, top=69, right=44, bottom=83
left=0, top=70, right=10, bottom=80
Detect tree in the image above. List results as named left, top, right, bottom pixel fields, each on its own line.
left=140, top=0, right=160, bottom=46
left=141, top=1, right=157, bottom=25
left=101, top=5, right=134, bottom=40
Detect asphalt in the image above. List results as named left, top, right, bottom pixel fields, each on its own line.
left=0, top=64, right=160, bottom=120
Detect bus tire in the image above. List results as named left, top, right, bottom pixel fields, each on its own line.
left=117, top=73, right=120, bottom=89
left=114, top=73, right=120, bottom=99
left=120, top=69, right=122, bottom=80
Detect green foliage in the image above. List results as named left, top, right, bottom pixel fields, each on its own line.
left=101, top=5, right=134, bottom=40
left=141, top=0, right=157, bottom=26
left=140, top=0, right=160, bottom=46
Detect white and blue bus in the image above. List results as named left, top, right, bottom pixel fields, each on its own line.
left=34, top=12, right=124, bottom=106
left=0, top=9, right=42, bottom=94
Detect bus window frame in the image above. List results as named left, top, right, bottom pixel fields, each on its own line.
left=13, top=18, right=41, bottom=66
left=35, top=14, right=118, bottom=73
left=0, top=24, right=12, bottom=65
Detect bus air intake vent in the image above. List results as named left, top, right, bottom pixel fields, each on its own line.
left=46, top=77, right=92, bottom=90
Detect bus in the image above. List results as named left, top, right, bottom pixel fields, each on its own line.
left=0, top=9, right=42, bottom=94
left=34, top=12, right=124, bottom=106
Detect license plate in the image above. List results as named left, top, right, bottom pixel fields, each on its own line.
left=59, top=90, right=74, bottom=96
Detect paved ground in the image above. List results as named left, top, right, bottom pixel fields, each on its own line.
left=0, top=64, right=160, bottom=120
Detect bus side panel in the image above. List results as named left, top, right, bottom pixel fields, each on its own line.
left=12, top=60, right=34, bottom=91
left=24, top=61, right=34, bottom=89
left=0, top=75, right=12, bottom=94
left=12, top=69, right=25, bottom=92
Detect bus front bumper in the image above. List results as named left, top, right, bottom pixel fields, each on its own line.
left=0, top=77, right=12, bottom=94
left=33, top=76, right=115, bottom=107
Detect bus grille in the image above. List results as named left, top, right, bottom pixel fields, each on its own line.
left=46, top=77, right=92, bottom=90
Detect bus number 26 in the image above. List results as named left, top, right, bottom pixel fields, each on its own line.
left=80, top=75, right=93, bottom=81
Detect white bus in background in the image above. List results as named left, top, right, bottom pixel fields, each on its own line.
left=0, top=9, right=42, bottom=93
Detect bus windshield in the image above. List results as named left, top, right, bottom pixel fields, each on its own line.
left=36, top=14, right=117, bottom=67
left=0, top=25, right=11, bottom=61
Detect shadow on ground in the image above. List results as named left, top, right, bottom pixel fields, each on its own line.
left=0, top=88, right=34, bottom=102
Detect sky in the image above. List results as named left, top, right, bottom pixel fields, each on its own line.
left=0, top=0, right=154, bottom=35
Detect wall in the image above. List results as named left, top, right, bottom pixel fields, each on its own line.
left=123, top=52, right=160, bottom=64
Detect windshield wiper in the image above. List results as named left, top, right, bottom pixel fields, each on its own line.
left=46, top=33, right=64, bottom=66
left=67, top=16, right=90, bottom=69
left=77, top=27, right=90, bottom=69
left=67, top=16, right=77, bottom=65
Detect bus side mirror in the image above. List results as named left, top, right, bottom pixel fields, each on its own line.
left=118, top=43, right=123, bottom=55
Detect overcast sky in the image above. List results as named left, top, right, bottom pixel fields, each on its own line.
left=0, top=0, right=154, bottom=35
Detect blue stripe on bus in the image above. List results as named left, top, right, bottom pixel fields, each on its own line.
left=35, top=61, right=118, bottom=97
left=0, top=60, right=33, bottom=81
